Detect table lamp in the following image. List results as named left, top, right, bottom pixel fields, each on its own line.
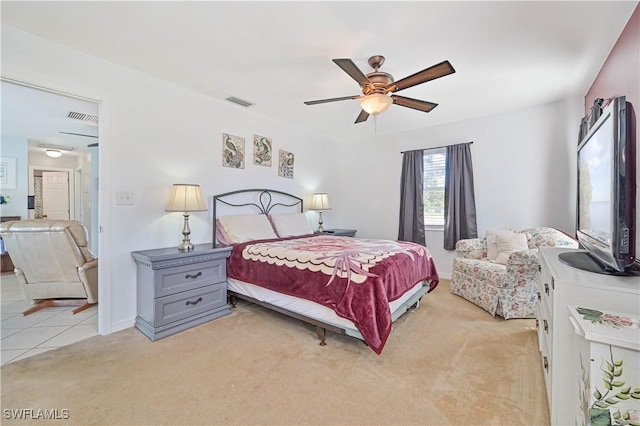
left=308, top=193, right=331, bottom=232
left=165, top=184, right=207, bottom=252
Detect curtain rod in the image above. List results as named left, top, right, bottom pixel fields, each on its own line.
left=400, top=141, right=473, bottom=154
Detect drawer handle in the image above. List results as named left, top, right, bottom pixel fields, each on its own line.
left=544, top=283, right=549, bottom=295
left=543, top=319, right=548, bottom=333
left=543, top=356, right=548, bottom=372
left=185, top=272, right=203, bottom=280
left=185, top=297, right=203, bottom=306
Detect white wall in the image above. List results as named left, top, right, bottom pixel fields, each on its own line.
left=2, top=26, right=341, bottom=333
left=0, top=136, right=28, bottom=219
left=339, top=98, right=584, bottom=277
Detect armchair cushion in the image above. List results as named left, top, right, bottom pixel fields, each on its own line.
left=494, top=232, right=529, bottom=264
left=486, top=229, right=516, bottom=260
left=451, top=226, right=578, bottom=319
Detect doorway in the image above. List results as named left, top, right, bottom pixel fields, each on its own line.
left=0, top=79, right=101, bottom=364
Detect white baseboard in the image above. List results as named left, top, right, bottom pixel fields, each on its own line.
left=101, top=317, right=136, bottom=335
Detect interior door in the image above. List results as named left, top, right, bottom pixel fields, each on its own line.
left=42, top=171, right=70, bottom=220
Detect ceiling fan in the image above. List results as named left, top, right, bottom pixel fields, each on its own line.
left=304, top=55, right=455, bottom=124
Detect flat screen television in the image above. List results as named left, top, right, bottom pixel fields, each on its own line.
left=559, top=96, right=638, bottom=275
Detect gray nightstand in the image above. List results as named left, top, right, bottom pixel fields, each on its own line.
left=131, top=244, right=232, bottom=341
left=318, top=229, right=357, bottom=237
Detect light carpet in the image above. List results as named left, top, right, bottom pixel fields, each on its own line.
left=1, top=280, right=549, bottom=425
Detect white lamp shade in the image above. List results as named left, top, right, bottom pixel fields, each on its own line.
left=309, top=193, right=331, bottom=211
left=359, top=93, right=393, bottom=115
left=165, top=184, right=207, bottom=212
left=46, top=149, right=62, bottom=158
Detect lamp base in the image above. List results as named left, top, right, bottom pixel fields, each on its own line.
left=177, top=241, right=194, bottom=252
left=177, top=212, right=194, bottom=252
left=317, top=211, right=325, bottom=233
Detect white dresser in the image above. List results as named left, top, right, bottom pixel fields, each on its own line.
left=568, top=306, right=640, bottom=425
left=536, top=247, right=640, bottom=425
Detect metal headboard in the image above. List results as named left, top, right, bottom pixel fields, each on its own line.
left=212, top=188, right=303, bottom=247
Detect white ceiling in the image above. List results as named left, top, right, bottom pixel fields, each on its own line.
left=1, top=80, right=99, bottom=155
left=1, top=1, right=637, bottom=143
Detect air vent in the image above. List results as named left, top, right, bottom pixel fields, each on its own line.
left=67, top=111, right=99, bottom=125
left=226, top=96, right=254, bottom=108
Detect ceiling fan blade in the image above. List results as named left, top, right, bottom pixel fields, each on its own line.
left=59, top=131, right=99, bottom=138
left=333, top=59, right=373, bottom=89
left=391, top=95, right=438, bottom=113
left=304, top=95, right=361, bottom=105
left=387, top=60, right=455, bottom=93
left=354, top=109, right=370, bottom=124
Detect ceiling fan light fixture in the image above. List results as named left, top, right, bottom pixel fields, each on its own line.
left=359, top=93, right=393, bottom=115
left=46, top=149, right=62, bottom=158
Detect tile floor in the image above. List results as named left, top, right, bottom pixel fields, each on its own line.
left=1, top=273, right=98, bottom=365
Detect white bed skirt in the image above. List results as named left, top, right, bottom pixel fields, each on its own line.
left=227, top=278, right=427, bottom=339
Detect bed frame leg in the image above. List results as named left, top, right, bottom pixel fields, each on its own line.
left=229, top=293, right=238, bottom=308
left=316, top=326, right=327, bottom=346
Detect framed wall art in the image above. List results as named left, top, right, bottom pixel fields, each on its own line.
left=253, top=134, right=272, bottom=167
left=0, top=157, right=17, bottom=189
left=278, top=149, right=294, bottom=179
left=222, top=133, right=245, bottom=169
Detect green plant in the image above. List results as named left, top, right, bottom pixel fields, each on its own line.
left=578, top=307, right=634, bottom=329
left=0, top=194, right=9, bottom=205
left=590, top=346, right=640, bottom=426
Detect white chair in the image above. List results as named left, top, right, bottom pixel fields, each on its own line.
left=450, top=227, right=577, bottom=318
left=0, top=219, right=98, bottom=315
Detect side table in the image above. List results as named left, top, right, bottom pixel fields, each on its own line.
left=318, top=229, right=357, bottom=237
left=131, top=244, right=232, bottom=341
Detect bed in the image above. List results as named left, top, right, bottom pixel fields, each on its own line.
left=213, top=189, right=439, bottom=354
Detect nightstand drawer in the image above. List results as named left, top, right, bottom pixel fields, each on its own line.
left=155, top=282, right=227, bottom=327
left=155, top=259, right=226, bottom=297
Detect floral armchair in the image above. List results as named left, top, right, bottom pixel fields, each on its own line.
left=450, top=227, right=578, bottom=319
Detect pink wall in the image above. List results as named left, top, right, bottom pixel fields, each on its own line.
left=585, top=2, right=640, bottom=259
left=585, top=3, right=639, bottom=113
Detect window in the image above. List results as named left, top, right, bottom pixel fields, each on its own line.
left=423, top=148, right=446, bottom=227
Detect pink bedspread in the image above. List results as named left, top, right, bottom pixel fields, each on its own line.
left=227, top=235, right=439, bottom=354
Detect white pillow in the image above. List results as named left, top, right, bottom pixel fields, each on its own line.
left=215, top=221, right=234, bottom=246
left=269, top=213, right=314, bottom=238
left=485, top=229, right=515, bottom=260
left=216, top=214, right=278, bottom=243
left=494, top=232, right=529, bottom=264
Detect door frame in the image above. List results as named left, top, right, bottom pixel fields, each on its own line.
left=3, top=76, right=112, bottom=336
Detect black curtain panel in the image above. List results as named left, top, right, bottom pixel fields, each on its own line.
left=443, top=143, right=477, bottom=250
left=398, top=150, right=425, bottom=245
left=589, top=98, right=604, bottom=128
left=578, top=116, right=590, bottom=144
